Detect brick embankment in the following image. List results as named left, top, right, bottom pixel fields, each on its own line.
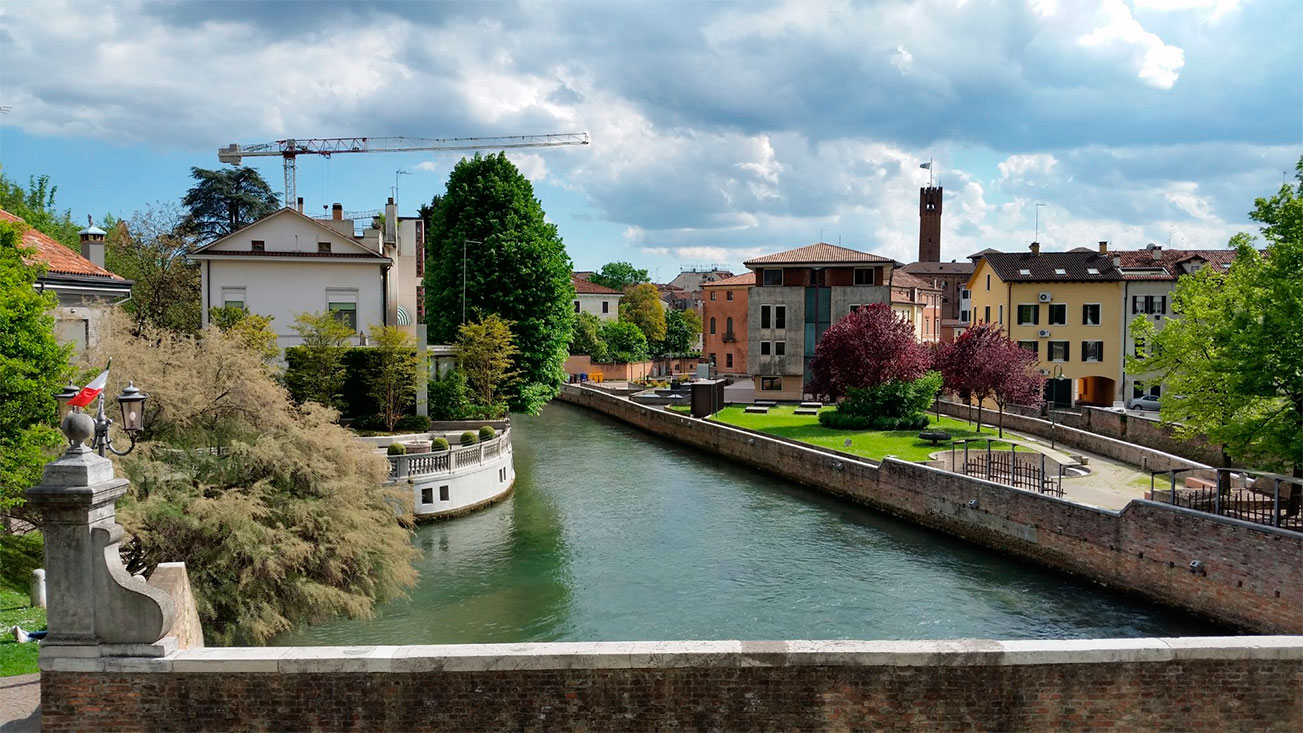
left=557, top=385, right=1303, bottom=634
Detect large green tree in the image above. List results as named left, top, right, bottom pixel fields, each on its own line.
left=619, top=282, right=667, bottom=344
left=1128, top=159, right=1303, bottom=477
left=569, top=311, right=609, bottom=362
left=181, top=166, right=280, bottom=244
left=423, top=153, right=574, bottom=413
left=0, top=168, right=81, bottom=249
left=589, top=261, right=649, bottom=292
left=0, top=220, right=72, bottom=519
left=105, top=203, right=202, bottom=333
left=657, top=308, right=702, bottom=356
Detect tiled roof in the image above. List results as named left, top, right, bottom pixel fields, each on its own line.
left=1114, top=248, right=1237, bottom=280
left=744, top=242, right=893, bottom=266
left=902, top=261, right=974, bottom=276
left=702, top=271, right=756, bottom=287
left=1, top=208, right=124, bottom=279
left=891, top=270, right=941, bottom=291
left=980, top=250, right=1122, bottom=282
left=190, top=249, right=389, bottom=260
left=572, top=275, right=622, bottom=294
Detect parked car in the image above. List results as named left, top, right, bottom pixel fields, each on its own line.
left=1127, top=394, right=1161, bottom=411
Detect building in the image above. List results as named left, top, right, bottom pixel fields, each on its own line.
left=1115, top=244, right=1237, bottom=401
left=902, top=261, right=972, bottom=342
left=968, top=242, right=1124, bottom=407
left=572, top=275, right=621, bottom=320
left=701, top=271, right=754, bottom=374
left=2, top=209, right=132, bottom=354
left=918, top=186, right=943, bottom=263
left=743, top=243, right=898, bottom=400
left=191, top=200, right=420, bottom=349
left=889, top=270, right=944, bottom=343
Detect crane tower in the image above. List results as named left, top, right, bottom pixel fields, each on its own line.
left=218, top=132, right=590, bottom=208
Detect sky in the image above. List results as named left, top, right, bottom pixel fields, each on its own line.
left=0, top=0, right=1299, bottom=280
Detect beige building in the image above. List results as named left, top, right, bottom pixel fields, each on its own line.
left=571, top=275, right=622, bottom=320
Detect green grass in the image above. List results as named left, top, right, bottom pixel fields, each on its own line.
left=667, top=405, right=692, bottom=414
left=0, top=533, right=44, bottom=677
left=710, top=405, right=1020, bottom=462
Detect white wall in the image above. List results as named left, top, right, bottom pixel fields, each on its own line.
left=576, top=292, right=620, bottom=321
left=409, top=442, right=515, bottom=519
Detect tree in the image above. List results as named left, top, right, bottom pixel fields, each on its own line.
left=0, top=168, right=81, bottom=249
left=456, top=314, right=518, bottom=418
left=208, top=306, right=277, bottom=362
left=599, top=320, right=649, bottom=363
left=284, top=311, right=354, bottom=408
left=82, top=312, right=417, bottom=644
left=427, top=367, right=472, bottom=421
left=423, top=154, right=574, bottom=413
left=806, top=303, right=929, bottom=401
left=0, top=220, right=72, bottom=519
left=569, top=311, right=609, bottom=362
left=367, top=325, right=421, bottom=432
left=658, top=308, right=702, bottom=356
left=819, top=372, right=943, bottom=431
left=105, top=203, right=202, bottom=333
left=180, top=166, right=280, bottom=244
left=989, top=338, right=1045, bottom=438
left=589, top=261, right=649, bottom=292
left=619, top=283, right=667, bottom=344
left=935, top=323, right=1011, bottom=433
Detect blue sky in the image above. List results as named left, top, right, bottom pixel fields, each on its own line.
left=1, top=0, right=1298, bottom=279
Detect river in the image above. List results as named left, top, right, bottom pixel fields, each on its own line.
left=275, top=401, right=1220, bottom=645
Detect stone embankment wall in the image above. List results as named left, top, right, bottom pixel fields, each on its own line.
left=40, top=638, right=1303, bottom=731
left=558, top=386, right=1303, bottom=634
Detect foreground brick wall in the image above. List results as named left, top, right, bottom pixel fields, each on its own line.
left=558, top=386, right=1303, bottom=633
left=40, top=639, right=1303, bottom=732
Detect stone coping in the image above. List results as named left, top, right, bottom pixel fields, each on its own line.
left=41, top=636, right=1303, bottom=674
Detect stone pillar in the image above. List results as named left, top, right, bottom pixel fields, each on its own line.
left=26, top=438, right=175, bottom=661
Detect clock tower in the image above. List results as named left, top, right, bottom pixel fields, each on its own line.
left=919, top=186, right=943, bottom=262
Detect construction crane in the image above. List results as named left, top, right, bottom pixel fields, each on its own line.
left=218, top=132, right=590, bottom=208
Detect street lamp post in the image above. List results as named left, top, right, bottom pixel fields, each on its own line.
left=55, top=381, right=148, bottom=457
left=1049, top=365, right=1067, bottom=450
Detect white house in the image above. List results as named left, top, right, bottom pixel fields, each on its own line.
left=191, top=201, right=421, bottom=349
left=572, top=274, right=621, bottom=321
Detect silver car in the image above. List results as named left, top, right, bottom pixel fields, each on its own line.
left=1127, top=394, right=1161, bottom=411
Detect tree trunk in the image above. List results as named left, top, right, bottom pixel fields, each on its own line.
left=998, top=401, right=1005, bottom=439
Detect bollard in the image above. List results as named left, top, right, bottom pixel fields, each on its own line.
left=30, top=568, right=46, bottom=609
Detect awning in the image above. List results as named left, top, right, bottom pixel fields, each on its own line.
left=396, top=305, right=412, bottom=326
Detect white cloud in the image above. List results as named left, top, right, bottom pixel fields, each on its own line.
left=997, top=153, right=1060, bottom=188
left=1078, top=0, right=1186, bottom=89
left=414, top=161, right=440, bottom=172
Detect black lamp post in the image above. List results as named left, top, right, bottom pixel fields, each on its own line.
left=55, top=381, right=148, bottom=457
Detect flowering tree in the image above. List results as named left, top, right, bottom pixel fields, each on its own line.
left=806, top=303, right=929, bottom=400
left=936, top=324, right=1011, bottom=433
left=989, top=340, right=1045, bottom=438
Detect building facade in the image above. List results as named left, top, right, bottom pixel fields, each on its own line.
left=889, top=270, right=944, bottom=343
left=572, top=275, right=622, bottom=320
left=701, top=271, right=753, bottom=375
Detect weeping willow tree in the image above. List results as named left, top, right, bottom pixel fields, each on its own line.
left=82, top=312, right=418, bottom=644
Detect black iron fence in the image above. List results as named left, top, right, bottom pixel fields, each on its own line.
left=1149, top=468, right=1302, bottom=531
left=951, top=439, right=1063, bottom=497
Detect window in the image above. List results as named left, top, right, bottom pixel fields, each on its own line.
left=854, top=268, right=875, bottom=285
left=725, top=353, right=733, bottom=368
left=849, top=304, right=861, bottom=313
left=317, top=241, right=331, bottom=253
left=439, top=485, right=449, bottom=502
left=725, top=317, right=733, bottom=336
left=602, top=301, right=609, bottom=314
left=1048, top=303, right=1067, bottom=326
left=760, top=305, right=771, bottom=329
left=326, top=288, right=359, bottom=332
left=760, top=341, right=770, bottom=355
left=1082, top=303, right=1101, bottom=326
left=1048, top=341, right=1070, bottom=362
left=421, top=487, right=433, bottom=504
left=1133, top=336, right=1146, bottom=358
left=1132, top=295, right=1168, bottom=315
left=220, top=287, right=246, bottom=309
left=1053, top=268, right=1066, bottom=276
left=997, top=304, right=1004, bottom=324
left=1019, top=269, right=1031, bottom=276
left=983, top=305, right=991, bottom=323
left=761, top=376, right=783, bottom=391
left=961, top=288, right=970, bottom=300
left=709, top=317, right=717, bottom=335
left=1086, top=267, right=1099, bottom=275
left=1082, top=340, right=1104, bottom=362
left=960, top=309, right=969, bottom=323
left=710, top=291, right=716, bottom=301
left=709, top=353, right=717, bottom=365
left=985, top=274, right=991, bottom=290
left=763, top=269, right=783, bottom=286
left=726, top=290, right=733, bottom=301
left=250, top=239, right=265, bottom=251
left=574, top=301, right=580, bottom=313
left=1016, top=304, right=1039, bottom=325
left=775, top=305, right=786, bottom=329
left=1018, top=340, right=1038, bottom=356
left=775, top=341, right=785, bottom=356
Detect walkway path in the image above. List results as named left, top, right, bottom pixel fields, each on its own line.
left=0, top=674, right=40, bottom=732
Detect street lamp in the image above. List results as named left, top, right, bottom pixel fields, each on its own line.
left=1049, top=365, right=1067, bottom=450
left=55, top=381, right=149, bottom=457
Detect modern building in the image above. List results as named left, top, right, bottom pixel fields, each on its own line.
left=743, top=243, right=898, bottom=400
left=889, top=270, right=944, bottom=343
left=3, top=208, right=132, bottom=354
left=967, top=242, right=1124, bottom=407
left=701, top=271, right=754, bottom=375
left=191, top=200, right=419, bottom=349
left=571, top=275, right=622, bottom=320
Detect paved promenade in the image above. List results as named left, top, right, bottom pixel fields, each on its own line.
left=0, top=673, right=40, bottom=732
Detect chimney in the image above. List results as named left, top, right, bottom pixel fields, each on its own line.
left=1029, top=241, right=1040, bottom=256
left=297, top=197, right=304, bottom=214
left=1098, top=240, right=1108, bottom=254
left=78, top=216, right=107, bottom=270
left=332, top=203, right=343, bottom=221
left=385, top=197, right=398, bottom=245
left=1150, top=243, right=1163, bottom=261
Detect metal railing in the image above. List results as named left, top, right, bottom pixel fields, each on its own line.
left=950, top=438, right=1062, bottom=496
left=386, top=430, right=511, bottom=481
left=1149, top=468, right=1302, bottom=531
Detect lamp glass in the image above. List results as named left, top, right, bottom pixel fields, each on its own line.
left=55, top=383, right=79, bottom=421
left=116, top=386, right=147, bottom=434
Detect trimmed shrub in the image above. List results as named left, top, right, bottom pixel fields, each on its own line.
left=818, top=372, right=943, bottom=431
left=460, top=431, right=478, bottom=446
left=386, top=442, right=406, bottom=456
left=432, top=437, right=450, bottom=452
left=395, top=414, right=431, bottom=432
left=478, top=425, right=496, bottom=441
left=818, top=411, right=931, bottom=431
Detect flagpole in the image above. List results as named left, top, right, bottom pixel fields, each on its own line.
left=929, top=157, right=934, bottom=187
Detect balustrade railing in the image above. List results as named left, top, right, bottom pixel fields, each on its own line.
left=386, top=430, right=511, bottom=480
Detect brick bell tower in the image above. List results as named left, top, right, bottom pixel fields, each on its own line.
left=919, top=186, right=943, bottom=262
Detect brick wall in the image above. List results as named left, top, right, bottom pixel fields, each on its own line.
left=40, top=639, right=1303, bottom=731
left=558, top=386, right=1303, bottom=633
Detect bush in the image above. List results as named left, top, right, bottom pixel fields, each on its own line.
left=395, top=414, right=431, bottom=433
left=432, top=437, right=450, bottom=452
left=428, top=368, right=473, bottom=420
left=818, top=411, right=931, bottom=431
left=478, top=425, right=496, bottom=440
left=460, top=431, right=478, bottom=446
left=386, top=442, right=406, bottom=456
left=818, top=372, right=942, bottom=432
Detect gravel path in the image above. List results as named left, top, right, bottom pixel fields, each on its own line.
left=0, top=674, right=40, bottom=732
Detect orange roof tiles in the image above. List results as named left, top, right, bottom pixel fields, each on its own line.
left=744, top=242, right=894, bottom=266
left=702, top=272, right=755, bottom=287
left=571, top=274, right=622, bottom=294
left=0, top=208, right=124, bottom=280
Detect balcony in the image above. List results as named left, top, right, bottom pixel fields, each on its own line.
left=722, top=332, right=737, bottom=343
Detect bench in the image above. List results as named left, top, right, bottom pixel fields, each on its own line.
left=744, top=406, right=770, bottom=414
left=753, top=400, right=777, bottom=407
left=800, top=402, right=823, bottom=409
left=794, top=408, right=819, bottom=416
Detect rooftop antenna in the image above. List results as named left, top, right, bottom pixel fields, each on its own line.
left=1034, top=202, right=1047, bottom=243
left=394, top=169, right=412, bottom=207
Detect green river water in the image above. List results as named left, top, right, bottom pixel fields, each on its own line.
left=275, top=401, right=1220, bottom=645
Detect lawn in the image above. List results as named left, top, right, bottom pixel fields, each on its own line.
left=710, top=405, right=1018, bottom=462
left=0, top=532, right=45, bottom=677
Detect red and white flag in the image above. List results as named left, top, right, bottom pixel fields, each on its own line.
left=67, top=367, right=109, bottom=408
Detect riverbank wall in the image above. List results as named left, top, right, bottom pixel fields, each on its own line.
left=557, top=385, right=1303, bottom=634
left=40, top=638, right=1303, bottom=731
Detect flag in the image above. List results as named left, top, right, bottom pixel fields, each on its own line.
left=67, top=367, right=109, bottom=408
left=919, top=161, right=932, bottom=169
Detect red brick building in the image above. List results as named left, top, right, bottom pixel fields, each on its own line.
left=701, top=271, right=754, bottom=375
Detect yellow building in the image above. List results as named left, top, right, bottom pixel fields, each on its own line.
left=968, top=243, right=1125, bottom=407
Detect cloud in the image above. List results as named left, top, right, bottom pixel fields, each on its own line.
left=414, top=161, right=440, bottom=173
left=1077, top=0, right=1185, bottom=89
